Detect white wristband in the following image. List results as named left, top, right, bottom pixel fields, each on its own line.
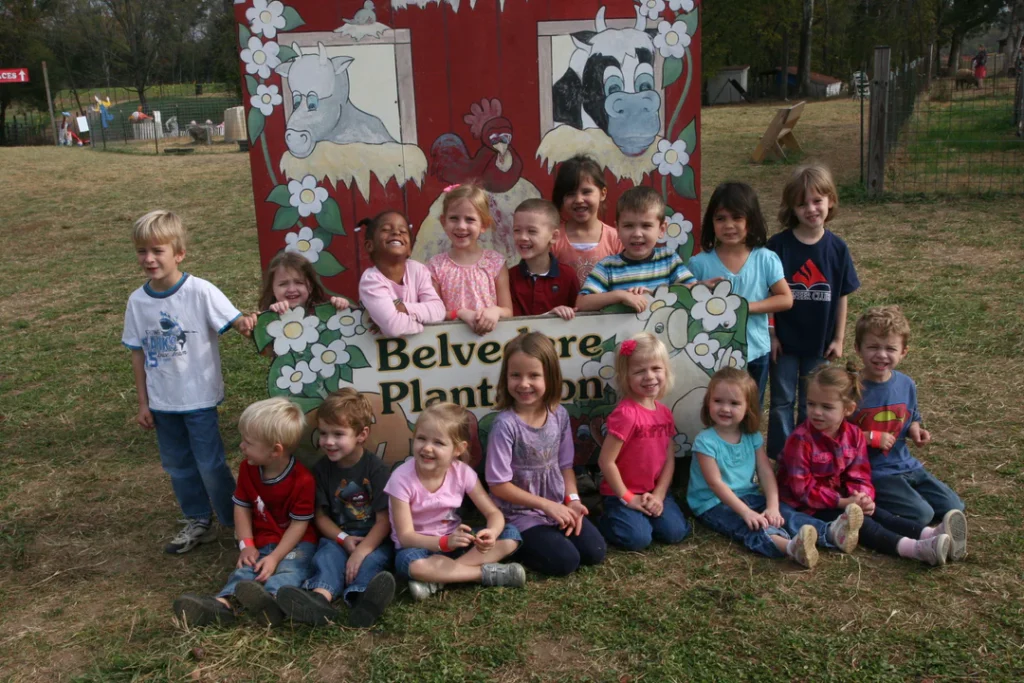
left=336, top=531, right=350, bottom=544
left=567, top=493, right=581, bottom=502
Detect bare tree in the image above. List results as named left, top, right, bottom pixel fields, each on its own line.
left=797, top=0, right=815, bottom=96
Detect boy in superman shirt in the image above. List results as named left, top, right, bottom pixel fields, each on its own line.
left=173, top=397, right=317, bottom=626
left=851, top=306, right=966, bottom=538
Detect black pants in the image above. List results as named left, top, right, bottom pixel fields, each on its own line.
left=515, top=517, right=606, bottom=576
left=815, top=505, right=925, bottom=556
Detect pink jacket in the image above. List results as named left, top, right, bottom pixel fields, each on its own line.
left=358, top=260, right=446, bottom=337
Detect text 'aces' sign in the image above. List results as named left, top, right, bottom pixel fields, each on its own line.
left=0, top=68, right=30, bottom=83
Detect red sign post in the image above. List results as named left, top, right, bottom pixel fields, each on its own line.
left=0, top=68, right=30, bottom=83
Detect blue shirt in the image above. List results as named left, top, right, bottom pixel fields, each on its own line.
left=850, top=371, right=924, bottom=477
left=687, top=247, right=785, bottom=361
left=687, top=428, right=763, bottom=516
left=580, top=246, right=696, bottom=295
left=766, top=230, right=859, bottom=358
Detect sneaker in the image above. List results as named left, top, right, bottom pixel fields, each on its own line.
left=917, top=534, right=951, bottom=567
left=480, top=562, right=527, bottom=588
left=407, top=579, right=442, bottom=602
left=164, top=518, right=216, bottom=554
left=277, top=586, right=338, bottom=627
left=349, top=572, right=396, bottom=628
left=937, top=510, right=967, bottom=562
left=235, top=580, right=285, bottom=627
left=827, top=503, right=864, bottom=554
left=789, top=525, right=819, bottom=569
left=172, top=594, right=235, bottom=627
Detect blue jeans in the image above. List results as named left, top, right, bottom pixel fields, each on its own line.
left=303, top=536, right=394, bottom=604
left=747, top=354, right=770, bottom=408
left=217, top=541, right=316, bottom=598
left=599, top=494, right=691, bottom=551
left=394, top=525, right=522, bottom=579
left=768, top=354, right=827, bottom=458
left=152, top=408, right=237, bottom=526
left=515, top=518, right=606, bottom=576
left=872, top=468, right=965, bottom=525
left=698, top=493, right=836, bottom=558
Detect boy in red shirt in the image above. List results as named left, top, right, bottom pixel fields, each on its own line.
left=173, top=397, right=317, bottom=627
left=508, top=199, right=579, bottom=319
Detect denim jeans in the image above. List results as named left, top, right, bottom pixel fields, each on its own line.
left=515, top=518, right=606, bottom=576
left=303, top=536, right=394, bottom=604
left=152, top=408, right=237, bottom=526
left=872, top=468, right=965, bottom=525
left=747, top=354, right=770, bottom=408
left=394, top=525, right=522, bottom=579
left=217, top=541, right=316, bottom=598
left=698, top=493, right=836, bottom=558
left=768, top=354, right=827, bottom=458
left=598, top=494, right=691, bottom=551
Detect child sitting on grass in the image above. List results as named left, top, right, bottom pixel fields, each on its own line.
left=172, top=398, right=317, bottom=627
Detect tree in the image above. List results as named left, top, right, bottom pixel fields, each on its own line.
left=0, top=0, right=55, bottom=145
left=940, top=0, right=1004, bottom=74
left=797, top=0, right=815, bottom=96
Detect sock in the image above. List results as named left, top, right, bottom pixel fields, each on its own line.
left=896, top=537, right=918, bottom=558
left=785, top=537, right=798, bottom=556
left=919, top=526, right=938, bottom=539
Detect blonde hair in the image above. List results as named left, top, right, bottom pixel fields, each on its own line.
left=806, top=363, right=862, bottom=408
left=414, top=402, right=471, bottom=449
left=132, top=209, right=186, bottom=253
left=700, top=368, right=761, bottom=433
left=441, top=183, right=494, bottom=231
left=318, top=387, right=374, bottom=433
left=614, top=333, right=673, bottom=401
left=855, top=305, right=911, bottom=348
left=495, top=332, right=563, bottom=411
left=238, top=397, right=306, bottom=452
left=778, top=164, right=839, bottom=229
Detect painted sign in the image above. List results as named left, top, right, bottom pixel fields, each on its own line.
left=0, top=68, right=30, bottom=83
left=254, top=282, right=750, bottom=468
left=234, top=0, right=703, bottom=300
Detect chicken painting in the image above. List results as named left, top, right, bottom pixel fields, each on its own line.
left=413, top=97, right=540, bottom=266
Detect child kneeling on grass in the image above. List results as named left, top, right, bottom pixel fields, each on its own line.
left=173, top=398, right=317, bottom=627
left=386, top=403, right=526, bottom=601
left=277, top=389, right=396, bottom=628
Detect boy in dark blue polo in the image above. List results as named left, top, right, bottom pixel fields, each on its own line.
left=508, top=199, right=579, bottom=319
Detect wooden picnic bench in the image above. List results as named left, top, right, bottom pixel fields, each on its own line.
left=751, top=101, right=805, bottom=162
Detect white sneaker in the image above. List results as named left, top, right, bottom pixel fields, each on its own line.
left=917, top=534, right=951, bottom=566
left=481, top=562, right=527, bottom=588
left=827, top=503, right=864, bottom=554
left=407, top=579, right=441, bottom=601
left=164, top=518, right=216, bottom=554
left=788, top=525, right=819, bottom=569
left=936, top=510, right=967, bottom=561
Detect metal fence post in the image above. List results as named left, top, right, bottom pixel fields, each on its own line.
left=867, top=46, right=891, bottom=196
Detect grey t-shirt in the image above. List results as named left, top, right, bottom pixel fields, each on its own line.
left=312, top=450, right=390, bottom=536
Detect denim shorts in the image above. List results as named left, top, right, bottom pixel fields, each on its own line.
left=394, top=525, right=521, bottom=579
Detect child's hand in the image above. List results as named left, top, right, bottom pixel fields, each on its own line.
left=825, top=338, right=844, bottom=360
left=254, top=553, right=280, bottom=582
left=770, top=335, right=783, bottom=362
left=763, top=505, right=785, bottom=528
left=269, top=301, right=291, bottom=314
left=446, top=524, right=475, bottom=550
left=741, top=508, right=769, bottom=530
left=544, top=501, right=577, bottom=533
left=329, top=296, right=350, bottom=311
left=549, top=306, right=576, bottom=320
left=345, top=547, right=368, bottom=584
left=342, top=534, right=363, bottom=554
left=473, top=307, right=501, bottom=334
left=473, top=528, right=496, bottom=553
left=643, top=493, right=664, bottom=517
left=625, top=493, right=649, bottom=514
left=237, top=546, right=259, bottom=569
left=394, top=301, right=408, bottom=314
left=621, top=291, right=648, bottom=313
left=879, top=432, right=897, bottom=451
left=236, top=314, right=256, bottom=337
left=853, top=492, right=876, bottom=515
left=908, top=424, right=931, bottom=447
left=137, top=406, right=154, bottom=430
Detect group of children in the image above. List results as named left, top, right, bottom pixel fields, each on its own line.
left=123, top=158, right=966, bottom=630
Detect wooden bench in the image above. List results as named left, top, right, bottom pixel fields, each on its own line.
left=751, top=101, right=805, bottom=162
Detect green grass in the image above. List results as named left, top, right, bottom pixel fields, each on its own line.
left=2, top=98, right=1024, bottom=681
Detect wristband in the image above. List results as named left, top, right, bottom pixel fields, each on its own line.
left=238, top=538, right=254, bottom=550
left=336, top=531, right=350, bottom=545
left=564, top=493, right=581, bottom=504
left=866, top=430, right=885, bottom=449
left=447, top=309, right=459, bottom=321
left=439, top=534, right=451, bottom=553
left=620, top=490, right=635, bottom=506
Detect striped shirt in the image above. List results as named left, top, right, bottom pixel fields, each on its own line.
left=580, top=247, right=696, bottom=295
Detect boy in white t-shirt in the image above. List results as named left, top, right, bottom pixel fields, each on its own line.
left=122, top=210, right=252, bottom=553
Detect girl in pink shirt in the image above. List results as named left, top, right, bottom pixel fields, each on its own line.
left=358, top=210, right=445, bottom=337
left=385, top=403, right=525, bottom=601
left=551, top=155, right=623, bottom=287
left=427, top=184, right=513, bottom=335
left=597, top=333, right=691, bottom=551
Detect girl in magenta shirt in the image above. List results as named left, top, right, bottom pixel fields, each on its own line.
left=597, top=333, right=691, bottom=551
left=385, top=403, right=525, bottom=601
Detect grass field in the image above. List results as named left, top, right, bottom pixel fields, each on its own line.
left=2, top=97, right=1023, bottom=682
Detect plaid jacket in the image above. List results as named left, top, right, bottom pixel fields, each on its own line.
left=777, top=420, right=875, bottom=513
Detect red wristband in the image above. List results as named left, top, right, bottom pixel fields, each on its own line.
left=439, top=534, right=451, bottom=552
left=447, top=309, right=459, bottom=321
left=239, top=537, right=255, bottom=549
left=620, top=490, right=635, bottom=505
left=866, top=430, right=885, bottom=449
left=564, top=493, right=580, bottom=504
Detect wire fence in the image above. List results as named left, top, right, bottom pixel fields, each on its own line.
left=86, top=98, right=245, bottom=155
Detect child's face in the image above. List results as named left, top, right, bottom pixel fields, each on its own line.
left=617, top=208, right=666, bottom=260
left=367, top=213, right=411, bottom=261
left=318, top=419, right=368, bottom=462
left=272, top=267, right=311, bottom=309
left=627, top=354, right=668, bottom=402
left=793, top=189, right=833, bottom=231
left=707, top=381, right=748, bottom=430
left=443, top=198, right=484, bottom=251
left=563, top=176, right=606, bottom=225
left=856, top=331, right=908, bottom=382
left=136, top=240, right=184, bottom=285
left=712, top=209, right=748, bottom=248
left=806, top=382, right=855, bottom=436
left=512, top=211, right=557, bottom=262
left=240, top=434, right=281, bottom=467
left=506, top=351, right=547, bottom=410
left=412, top=420, right=465, bottom=476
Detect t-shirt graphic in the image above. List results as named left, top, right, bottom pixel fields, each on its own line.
left=255, top=495, right=269, bottom=522
left=142, top=312, right=197, bottom=367
left=335, top=478, right=373, bottom=524
left=790, top=259, right=831, bottom=301
left=852, top=404, right=911, bottom=438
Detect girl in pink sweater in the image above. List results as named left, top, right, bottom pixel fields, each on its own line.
left=358, top=211, right=445, bottom=337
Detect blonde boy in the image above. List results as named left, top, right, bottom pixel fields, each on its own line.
left=122, top=210, right=251, bottom=553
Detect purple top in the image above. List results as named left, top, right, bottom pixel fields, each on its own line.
left=485, top=406, right=574, bottom=532
left=358, top=260, right=446, bottom=337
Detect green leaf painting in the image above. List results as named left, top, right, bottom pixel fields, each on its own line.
left=277, top=44, right=299, bottom=64
left=266, top=185, right=291, bottom=207
left=247, top=106, right=265, bottom=144
left=244, top=75, right=258, bottom=97
left=280, top=7, right=306, bottom=31
left=272, top=206, right=300, bottom=230
left=663, top=57, right=683, bottom=88
left=238, top=24, right=251, bottom=49
left=314, top=251, right=345, bottom=277
left=680, top=119, right=697, bottom=155
left=681, top=7, right=699, bottom=36
left=672, top=166, right=697, bottom=200
left=317, top=198, right=345, bottom=235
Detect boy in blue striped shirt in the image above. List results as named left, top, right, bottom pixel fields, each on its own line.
left=577, top=186, right=696, bottom=312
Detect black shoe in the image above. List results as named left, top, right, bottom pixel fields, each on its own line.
left=277, top=586, right=339, bottom=626
left=172, top=594, right=235, bottom=627
left=234, top=580, right=285, bottom=627
left=348, top=572, right=396, bottom=628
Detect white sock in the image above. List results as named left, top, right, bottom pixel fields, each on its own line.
left=785, top=537, right=798, bottom=556
left=896, top=537, right=918, bottom=558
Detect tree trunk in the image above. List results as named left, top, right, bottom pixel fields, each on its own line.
left=781, top=29, right=791, bottom=100
left=798, top=0, right=815, bottom=97
left=947, top=31, right=963, bottom=74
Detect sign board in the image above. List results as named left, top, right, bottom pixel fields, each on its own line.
left=0, top=68, right=30, bottom=83
left=76, top=116, right=90, bottom=133
left=254, top=283, right=750, bottom=469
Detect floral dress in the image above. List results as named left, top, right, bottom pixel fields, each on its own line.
left=427, top=249, right=505, bottom=312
